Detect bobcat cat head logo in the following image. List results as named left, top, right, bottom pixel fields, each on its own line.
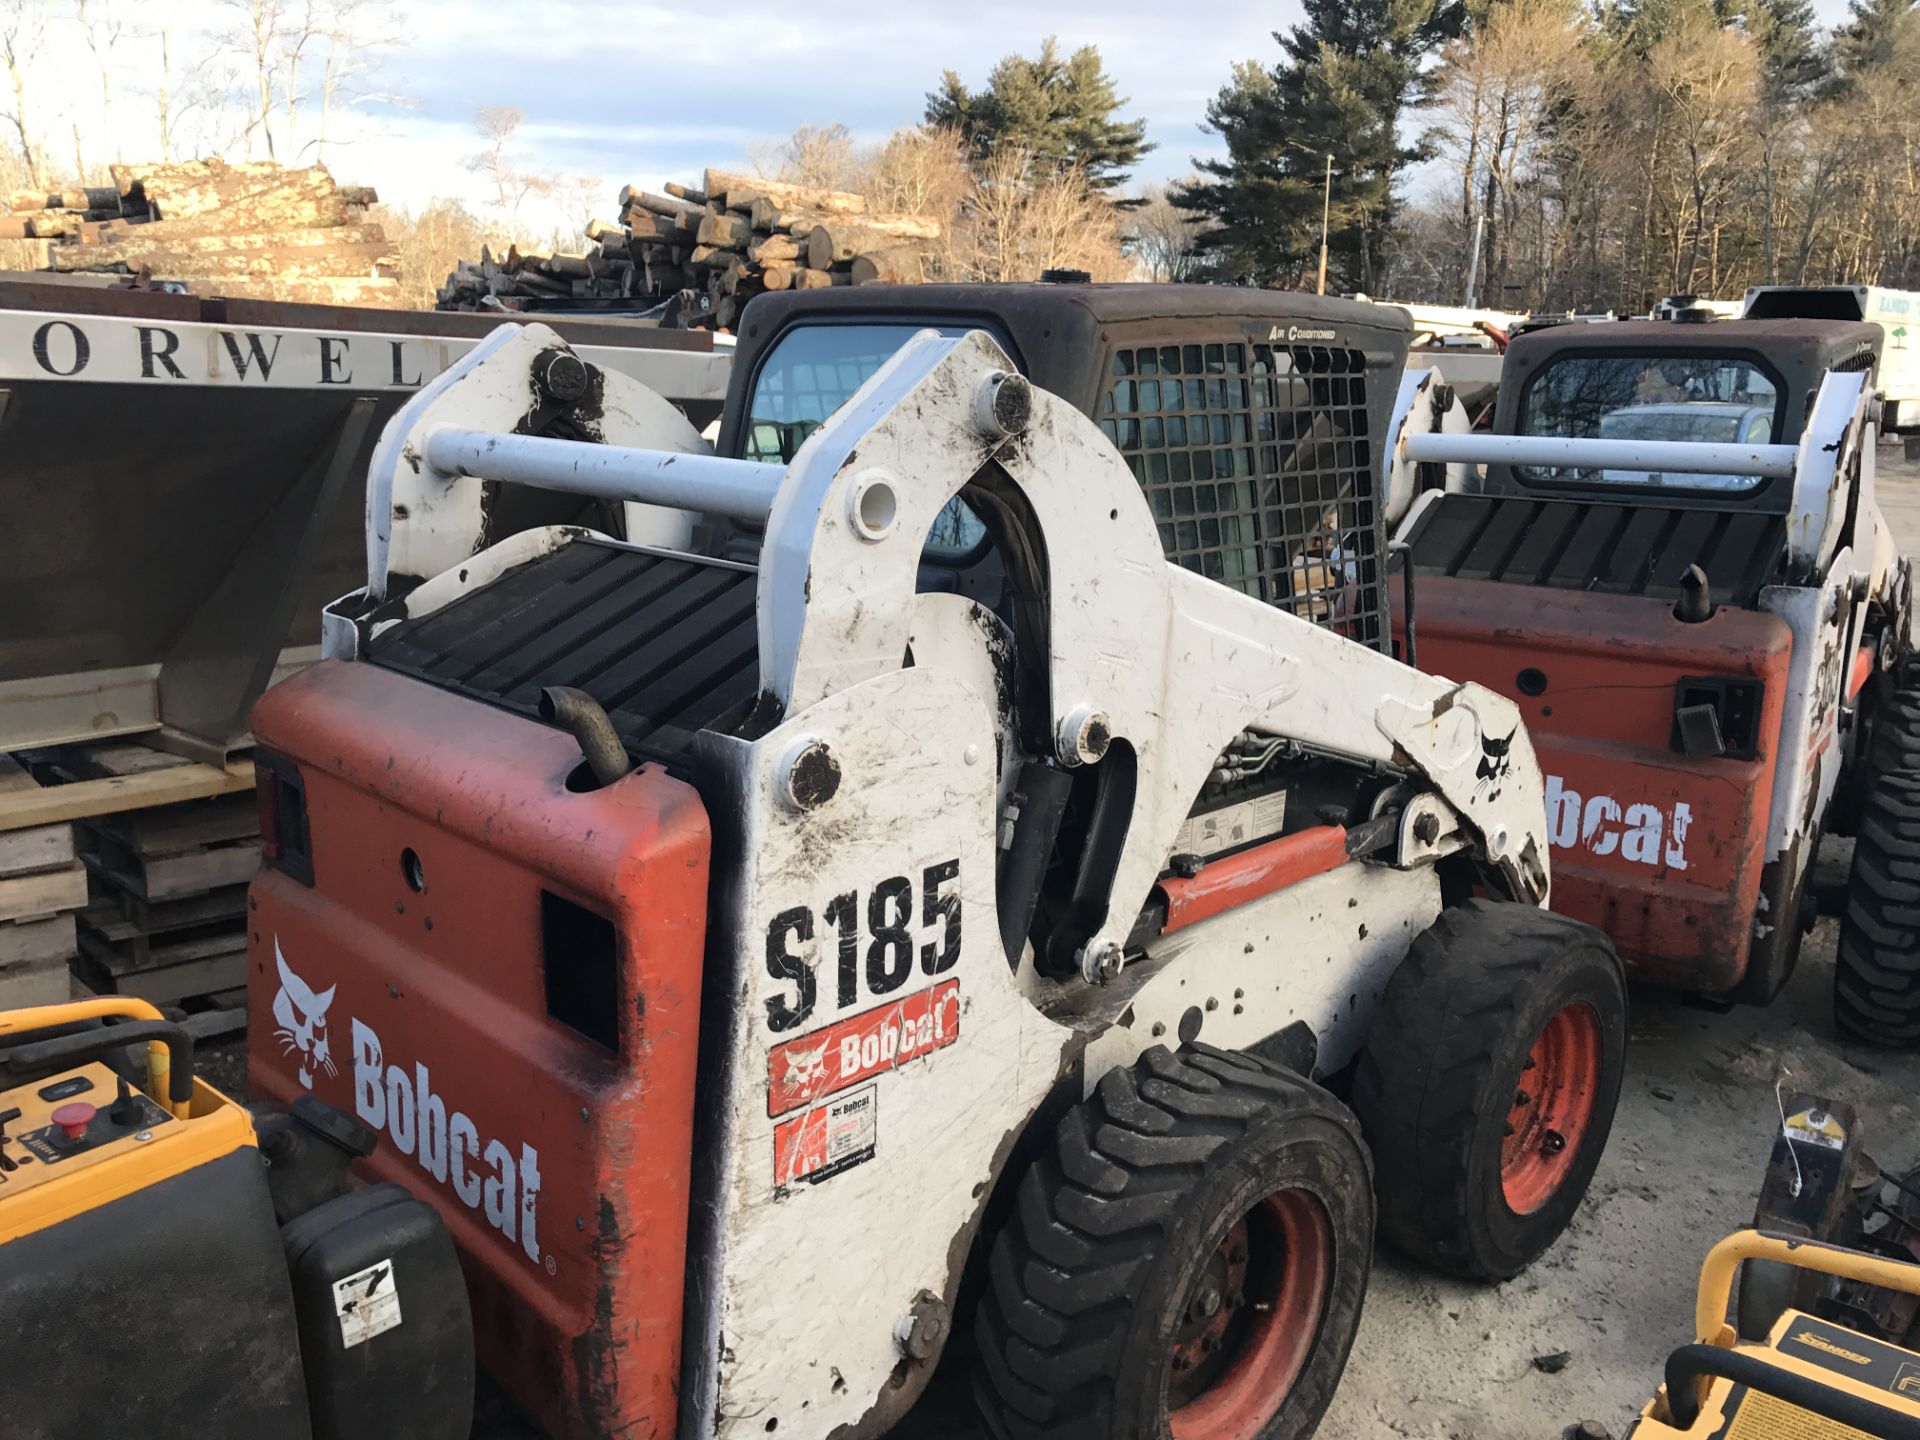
left=779, top=1043, right=829, bottom=1096
left=1476, top=729, right=1515, bottom=799
left=272, top=940, right=338, bottom=1090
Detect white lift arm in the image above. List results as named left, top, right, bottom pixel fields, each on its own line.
left=367, top=324, right=1555, bottom=948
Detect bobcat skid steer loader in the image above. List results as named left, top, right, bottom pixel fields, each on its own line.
left=1386, top=317, right=1920, bottom=1045
left=245, top=313, right=1625, bottom=1440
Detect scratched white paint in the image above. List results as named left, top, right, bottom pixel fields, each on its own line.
left=683, top=667, right=1066, bottom=1440
left=1383, top=367, right=1476, bottom=525
left=361, top=323, right=714, bottom=596
left=1081, top=861, right=1443, bottom=1083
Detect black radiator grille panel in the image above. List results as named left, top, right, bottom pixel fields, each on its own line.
left=365, top=541, right=759, bottom=762
left=1099, top=341, right=1387, bottom=650
left=1406, top=494, right=1786, bottom=606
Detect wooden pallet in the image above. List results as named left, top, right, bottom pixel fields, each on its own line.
left=0, top=755, right=83, bottom=1005
left=84, top=824, right=261, bottom=903
left=0, top=741, right=253, bottom=835
left=74, top=922, right=248, bottom=1005
left=177, top=986, right=249, bottom=1041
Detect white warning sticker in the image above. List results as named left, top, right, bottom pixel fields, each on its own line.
left=333, top=1258, right=403, bottom=1349
left=1783, top=1107, right=1847, bottom=1151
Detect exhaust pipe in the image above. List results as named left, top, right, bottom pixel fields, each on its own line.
left=539, top=686, right=632, bottom=790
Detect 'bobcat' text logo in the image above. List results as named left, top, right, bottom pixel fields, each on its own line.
left=273, top=940, right=338, bottom=1090
left=1545, top=776, right=1691, bottom=870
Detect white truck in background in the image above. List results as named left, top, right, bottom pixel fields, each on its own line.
left=1745, top=283, right=1920, bottom=433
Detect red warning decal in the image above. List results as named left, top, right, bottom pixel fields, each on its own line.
left=773, top=1085, right=877, bottom=1188
left=766, top=979, right=960, bottom=1117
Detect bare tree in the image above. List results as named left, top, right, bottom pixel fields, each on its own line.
left=548, top=172, right=605, bottom=252
left=0, top=0, right=50, bottom=190
left=1126, top=182, right=1207, bottom=281
left=149, top=19, right=230, bottom=163
left=306, top=0, right=404, bottom=160
left=221, top=0, right=287, bottom=160
left=463, top=105, right=551, bottom=241
left=752, top=122, right=860, bottom=190
left=862, top=125, right=971, bottom=221
left=74, top=0, right=130, bottom=163
left=959, top=147, right=1127, bottom=282
left=378, top=196, right=489, bottom=308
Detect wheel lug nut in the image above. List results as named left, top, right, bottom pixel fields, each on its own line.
left=1504, top=1123, right=1516, bottom=1137
left=1172, top=1354, right=1191, bottom=1372
left=1542, top=1129, right=1567, bottom=1155
left=1514, top=1089, right=1531, bottom=1108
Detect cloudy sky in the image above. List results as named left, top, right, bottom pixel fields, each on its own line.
left=30, top=0, right=1863, bottom=233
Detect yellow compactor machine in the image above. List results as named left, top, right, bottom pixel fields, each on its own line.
left=1625, top=1231, right=1920, bottom=1438
left=0, top=998, right=474, bottom=1440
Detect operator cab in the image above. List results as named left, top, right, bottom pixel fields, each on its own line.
left=1462, top=316, right=1878, bottom=508
left=713, top=284, right=1411, bottom=654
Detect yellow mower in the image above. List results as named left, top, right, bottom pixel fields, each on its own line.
left=1622, top=1231, right=1920, bottom=1438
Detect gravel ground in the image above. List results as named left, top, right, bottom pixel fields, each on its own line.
left=214, top=445, right=1920, bottom=1440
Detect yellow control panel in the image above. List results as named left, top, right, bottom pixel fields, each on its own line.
left=0, top=1061, right=176, bottom=1198
left=0, top=1061, right=255, bottom=1246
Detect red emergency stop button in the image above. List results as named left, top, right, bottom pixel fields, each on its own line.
left=52, top=1102, right=96, bottom=1140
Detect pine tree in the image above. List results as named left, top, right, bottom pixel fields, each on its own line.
left=1833, top=0, right=1918, bottom=75
left=925, top=38, right=1151, bottom=192
left=1174, top=0, right=1465, bottom=289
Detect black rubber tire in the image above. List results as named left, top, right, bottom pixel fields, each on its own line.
left=973, top=1044, right=1374, bottom=1440
left=1836, top=660, right=1920, bottom=834
left=1351, top=898, right=1628, bottom=1281
left=1834, top=769, right=1920, bottom=1046
left=1867, top=660, right=1920, bottom=774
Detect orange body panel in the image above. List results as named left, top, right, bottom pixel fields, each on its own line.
left=246, top=660, right=710, bottom=1440
left=1405, top=578, right=1791, bottom=991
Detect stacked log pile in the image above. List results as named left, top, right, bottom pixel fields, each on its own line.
left=4, top=160, right=402, bottom=307
left=438, top=169, right=943, bottom=327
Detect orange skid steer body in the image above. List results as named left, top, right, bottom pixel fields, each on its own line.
left=1405, top=572, right=1790, bottom=992
left=249, top=661, right=710, bottom=1432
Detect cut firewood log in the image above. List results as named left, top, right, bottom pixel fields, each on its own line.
left=849, top=248, right=927, bottom=285
left=620, top=187, right=702, bottom=221
left=759, top=262, right=796, bottom=292
left=733, top=195, right=781, bottom=230
left=664, top=182, right=707, bottom=204
left=704, top=169, right=867, bottom=217
left=696, top=211, right=752, bottom=248
left=747, top=233, right=802, bottom=263
left=806, top=219, right=943, bottom=268
left=789, top=211, right=943, bottom=244
left=791, top=268, right=835, bottom=290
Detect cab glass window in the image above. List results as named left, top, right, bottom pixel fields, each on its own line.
left=1517, top=354, right=1781, bottom=491
left=742, top=322, right=990, bottom=560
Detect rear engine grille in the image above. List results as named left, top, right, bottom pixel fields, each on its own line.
left=1405, top=494, right=1786, bottom=606
left=364, top=541, right=759, bottom=765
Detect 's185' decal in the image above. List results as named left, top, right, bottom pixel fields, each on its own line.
left=764, top=859, right=961, bottom=1032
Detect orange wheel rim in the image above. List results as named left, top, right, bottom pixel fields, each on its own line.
left=1500, top=1002, right=1602, bottom=1215
left=1168, top=1189, right=1332, bottom=1440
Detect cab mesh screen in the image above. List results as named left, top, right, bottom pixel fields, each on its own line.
left=1099, top=341, right=1386, bottom=651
